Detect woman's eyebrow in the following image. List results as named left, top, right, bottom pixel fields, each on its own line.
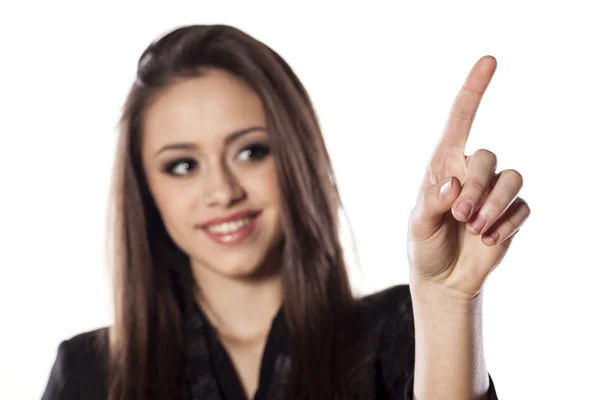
left=154, top=126, right=268, bottom=157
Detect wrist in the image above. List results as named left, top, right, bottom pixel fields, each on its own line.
left=409, top=274, right=483, bottom=315
left=410, top=275, right=489, bottom=399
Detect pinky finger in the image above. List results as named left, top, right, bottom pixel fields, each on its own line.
left=482, top=197, right=531, bottom=246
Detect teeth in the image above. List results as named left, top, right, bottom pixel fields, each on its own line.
left=206, top=217, right=252, bottom=234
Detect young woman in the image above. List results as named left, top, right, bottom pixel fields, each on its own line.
left=42, top=24, right=529, bottom=400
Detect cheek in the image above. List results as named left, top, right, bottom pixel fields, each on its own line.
left=242, top=165, right=283, bottom=244
left=242, top=163, right=281, bottom=206
left=149, top=178, right=195, bottom=237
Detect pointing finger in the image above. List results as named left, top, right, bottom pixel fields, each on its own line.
left=438, top=55, right=497, bottom=151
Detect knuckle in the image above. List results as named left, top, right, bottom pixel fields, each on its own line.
left=485, top=197, right=505, bottom=216
left=474, top=148, right=497, bottom=165
left=503, top=169, right=524, bottom=187
left=506, top=217, right=520, bottom=233
left=464, top=179, right=488, bottom=193
left=519, top=199, right=532, bottom=217
left=501, top=218, right=518, bottom=234
left=451, top=109, right=476, bottom=122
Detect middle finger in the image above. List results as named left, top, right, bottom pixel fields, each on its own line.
left=452, top=148, right=498, bottom=223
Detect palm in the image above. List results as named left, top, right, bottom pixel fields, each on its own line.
left=411, top=149, right=510, bottom=294
left=407, top=56, right=523, bottom=296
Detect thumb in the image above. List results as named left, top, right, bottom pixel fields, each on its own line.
left=409, top=176, right=460, bottom=241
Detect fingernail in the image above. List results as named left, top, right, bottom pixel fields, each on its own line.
left=484, top=231, right=501, bottom=244
left=456, top=200, right=473, bottom=220
left=440, top=177, right=453, bottom=197
left=469, top=214, right=487, bottom=234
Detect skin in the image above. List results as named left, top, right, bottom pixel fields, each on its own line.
left=408, top=55, right=531, bottom=399
left=141, top=68, right=285, bottom=399
left=139, top=56, right=530, bottom=400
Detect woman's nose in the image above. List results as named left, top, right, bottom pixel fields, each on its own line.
left=201, top=163, right=244, bottom=207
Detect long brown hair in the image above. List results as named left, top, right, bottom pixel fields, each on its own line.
left=107, top=24, right=359, bottom=400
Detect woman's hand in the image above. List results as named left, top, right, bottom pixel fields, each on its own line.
left=407, top=55, right=531, bottom=298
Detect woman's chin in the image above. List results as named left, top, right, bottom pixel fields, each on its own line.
left=190, top=254, right=275, bottom=281
left=220, top=260, right=280, bottom=281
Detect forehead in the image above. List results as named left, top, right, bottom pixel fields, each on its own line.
left=142, top=69, right=266, bottom=151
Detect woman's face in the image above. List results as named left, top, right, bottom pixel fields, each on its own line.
left=141, top=68, right=283, bottom=279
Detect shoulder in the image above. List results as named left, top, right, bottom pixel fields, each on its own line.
left=353, top=284, right=415, bottom=360
left=352, top=285, right=416, bottom=398
left=359, top=284, right=411, bottom=309
left=65, top=327, right=110, bottom=357
left=41, top=327, right=110, bottom=400
left=357, top=284, right=413, bottom=329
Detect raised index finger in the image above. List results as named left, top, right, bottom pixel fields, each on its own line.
left=439, top=55, right=497, bottom=150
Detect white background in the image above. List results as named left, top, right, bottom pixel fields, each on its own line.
left=1, top=1, right=598, bottom=399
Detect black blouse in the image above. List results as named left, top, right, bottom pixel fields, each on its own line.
left=41, top=284, right=498, bottom=399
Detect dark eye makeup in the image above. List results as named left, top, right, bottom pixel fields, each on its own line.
left=162, top=158, right=197, bottom=176
left=161, top=142, right=271, bottom=177
left=237, top=143, right=271, bottom=162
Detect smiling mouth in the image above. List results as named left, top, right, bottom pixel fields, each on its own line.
left=198, top=212, right=262, bottom=245
left=204, top=216, right=255, bottom=235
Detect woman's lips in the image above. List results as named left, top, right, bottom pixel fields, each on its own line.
left=198, top=211, right=261, bottom=245
left=197, top=209, right=261, bottom=228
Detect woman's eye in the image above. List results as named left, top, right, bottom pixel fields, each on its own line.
left=238, top=143, right=271, bottom=162
left=163, top=158, right=197, bottom=176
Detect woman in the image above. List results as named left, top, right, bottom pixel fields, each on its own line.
left=42, top=24, right=529, bottom=400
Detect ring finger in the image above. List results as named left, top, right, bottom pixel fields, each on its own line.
left=481, top=197, right=531, bottom=246
left=467, top=168, right=524, bottom=235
